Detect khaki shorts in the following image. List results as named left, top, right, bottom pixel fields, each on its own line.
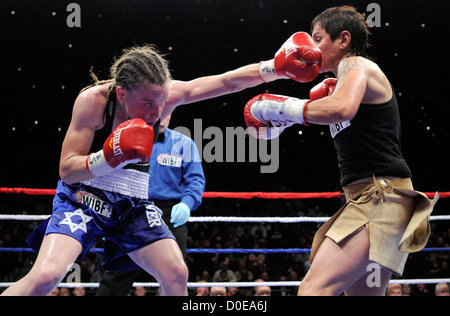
left=310, top=176, right=436, bottom=276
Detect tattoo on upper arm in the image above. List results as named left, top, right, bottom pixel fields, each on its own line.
left=338, top=58, right=362, bottom=77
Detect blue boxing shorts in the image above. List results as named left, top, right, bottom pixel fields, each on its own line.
left=27, top=180, right=175, bottom=271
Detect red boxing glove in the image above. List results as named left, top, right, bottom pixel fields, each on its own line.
left=244, top=94, right=309, bottom=139
left=310, top=78, right=337, bottom=101
left=259, top=32, right=323, bottom=83
left=87, top=119, right=155, bottom=178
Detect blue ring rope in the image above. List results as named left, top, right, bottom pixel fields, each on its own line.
left=1, top=247, right=449, bottom=254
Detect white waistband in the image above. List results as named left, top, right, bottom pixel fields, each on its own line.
left=81, top=168, right=149, bottom=199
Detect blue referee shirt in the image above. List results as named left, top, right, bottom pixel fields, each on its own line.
left=148, top=128, right=206, bottom=211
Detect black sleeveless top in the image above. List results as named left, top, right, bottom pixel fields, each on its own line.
left=90, top=89, right=160, bottom=173
left=331, top=87, right=411, bottom=187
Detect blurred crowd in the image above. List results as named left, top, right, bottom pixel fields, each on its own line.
left=0, top=194, right=448, bottom=296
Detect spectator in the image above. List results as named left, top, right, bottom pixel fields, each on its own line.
left=253, top=260, right=268, bottom=279
left=248, top=245, right=266, bottom=269
left=435, top=283, right=450, bottom=296
left=196, top=270, right=211, bottom=282
left=210, top=287, right=227, bottom=296
left=212, top=261, right=236, bottom=282
left=288, top=271, right=299, bottom=282
left=59, top=288, right=71, bottom=296
left=72, top=287, right=86, bottom=297
left=386, top=284, right=403, bottom=296
left=227, top=287, right=239, bottom=296
left=196, top=270, right=210, bottom=282
left=196, top=280, right=209, bottom=296
left=402, top=284, right=412, bottom=296
left=211, top=241, right=226, bottom=268
left=255, top=286, right=271, bottom=296
left=235, top=259, right=253, bottom=282
left=134, top=286, right=147, bottom=297
left=260, top=271, right=270, bottom=282
left=48, top=287, right=59, bottom=296
left=254, top=279, right=271, bottom=296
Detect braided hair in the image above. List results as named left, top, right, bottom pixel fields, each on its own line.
left=81, top=44, right=171, bottom=100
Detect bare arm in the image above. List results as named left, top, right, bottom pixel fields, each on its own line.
left=161, top=63, right=264, bottom=120
left=304, top=57, right=368, bottom=125
left=59, top=87, right=107, bottom=184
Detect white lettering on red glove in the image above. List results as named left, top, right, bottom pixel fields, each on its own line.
left=259, top=32, right=323, bottom=83
left=87, top=119, right=155, bottom=178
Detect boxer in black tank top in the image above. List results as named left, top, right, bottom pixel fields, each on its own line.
left=296, top=6, right=434, bottom=296
left=331, top=86, right=411, bottom=187
left=241, top=6, right=435, bottom=296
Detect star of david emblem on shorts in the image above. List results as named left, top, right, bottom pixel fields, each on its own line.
left=59, top=208, right=93, bottom=233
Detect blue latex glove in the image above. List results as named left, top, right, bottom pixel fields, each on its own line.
left=170, top=202, right=191, bottom=228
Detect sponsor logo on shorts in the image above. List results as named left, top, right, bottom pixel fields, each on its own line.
left=76, top=191, right=112, bottom=218
left=145, top=205, right=163, bottom=228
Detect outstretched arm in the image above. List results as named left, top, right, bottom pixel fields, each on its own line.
left=161, top=32, right=323, bottom=120
left=162, top=63, right=263, bottom=120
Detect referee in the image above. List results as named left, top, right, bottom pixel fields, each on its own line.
left=96, top=115, right=206, bottom=296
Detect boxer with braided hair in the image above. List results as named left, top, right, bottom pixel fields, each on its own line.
left=3, top=36, right=322, bottom=296
left=110, top=44, right=171, bottom=88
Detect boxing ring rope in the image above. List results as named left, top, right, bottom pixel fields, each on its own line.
left=3, top=214, right=450, bottom=222
left=1, top=279, right=450, bottom=289
left=1, top=187, right=449, bottom=289
left=1, top=187, right=448, bottom=199
left=1, top=246, right=450, bottom=255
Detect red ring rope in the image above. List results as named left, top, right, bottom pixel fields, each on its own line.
left=0, top=187, right=446, bottom=199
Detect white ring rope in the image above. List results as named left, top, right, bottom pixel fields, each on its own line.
left=1, top=213, right=449, bottom=289
left=1, top=279, right=449, bottom=289
left=1, top=214, right=450, bottom=223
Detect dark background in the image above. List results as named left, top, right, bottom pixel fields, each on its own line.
left=1, top=0, right=449, bottom=194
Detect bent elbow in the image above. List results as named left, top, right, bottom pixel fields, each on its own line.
left=334, top=111, right=355, bottom=123
left=59, top=162, right=78, bottom=185
left=59, top=167, right=72, bottom=185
